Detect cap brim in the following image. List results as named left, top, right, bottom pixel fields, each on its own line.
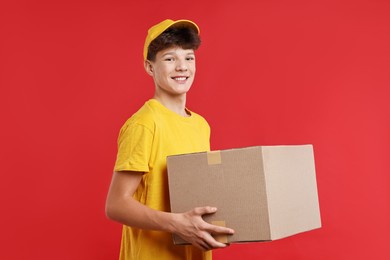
left=168, top=20, right=200, bottom=35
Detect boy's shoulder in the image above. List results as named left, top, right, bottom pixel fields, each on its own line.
left=123, top=100, right=156, bottom=126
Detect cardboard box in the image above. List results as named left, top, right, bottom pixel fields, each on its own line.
left=167, top=145, right=321, bottom=244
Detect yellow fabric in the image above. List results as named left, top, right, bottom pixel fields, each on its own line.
left=114, top=99, right=212, bottom=260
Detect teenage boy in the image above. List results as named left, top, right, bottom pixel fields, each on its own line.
left=105, top=19, right=234, bottom=260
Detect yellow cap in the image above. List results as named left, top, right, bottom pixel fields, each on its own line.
left=143, top=19, right=200, bottom=60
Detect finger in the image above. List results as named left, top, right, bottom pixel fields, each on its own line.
left=193, top=235, right=213, bottom=252
left=198, top=240, right=212, bottom=251
left=205, top=223, right=235, bottom=235
left=193, top=206, right=217, bottom=216
left=202, top=232, right=228, bottom=249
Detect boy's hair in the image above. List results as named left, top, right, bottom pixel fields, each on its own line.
left=146, top=26, right=201, bottom=61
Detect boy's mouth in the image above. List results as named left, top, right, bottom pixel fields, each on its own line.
left=172, top=76, right=189, bottom=82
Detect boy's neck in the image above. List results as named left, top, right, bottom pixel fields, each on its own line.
left=153, top=94, right=190, bottom=117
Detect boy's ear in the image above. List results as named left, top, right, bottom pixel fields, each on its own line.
left=144, top=60, right=154, bottom=76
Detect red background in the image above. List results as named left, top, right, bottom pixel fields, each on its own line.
left=1, top=0, right=389, bottom=259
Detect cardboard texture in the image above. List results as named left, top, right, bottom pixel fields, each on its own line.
left=167, top=145, right=321, bottom=244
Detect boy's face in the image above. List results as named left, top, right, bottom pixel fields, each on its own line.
left=145, top=46, right=196, bottom=97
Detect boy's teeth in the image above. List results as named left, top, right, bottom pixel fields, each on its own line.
left=174, top=77, right=186, bottom=81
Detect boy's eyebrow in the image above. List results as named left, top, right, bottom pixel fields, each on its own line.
left=161, top=51, right=195, bottom=56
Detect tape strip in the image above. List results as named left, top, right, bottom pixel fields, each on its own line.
left=211, top=220, right=228, bottom=243
left=207, top=151, right=221, bottom=165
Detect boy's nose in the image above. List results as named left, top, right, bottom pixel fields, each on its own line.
left=176, top=60, right=188, bottom=71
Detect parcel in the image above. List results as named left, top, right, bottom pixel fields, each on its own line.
left=167, top=145, right=321, bottom=244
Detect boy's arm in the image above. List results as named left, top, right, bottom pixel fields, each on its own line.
left=105, top=171, right=234, bottom=251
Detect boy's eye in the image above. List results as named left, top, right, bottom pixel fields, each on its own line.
left=186, top=57, right=195, bottom=61
left=164, top=58, right=174, bottom=61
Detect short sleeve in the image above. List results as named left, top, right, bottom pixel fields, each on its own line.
left=113, top=122, right=154, bottom=172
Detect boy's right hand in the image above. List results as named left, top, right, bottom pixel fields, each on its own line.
left=172, top=206, right=235, bottom=251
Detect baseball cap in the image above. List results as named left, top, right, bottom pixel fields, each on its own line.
left=143, top=19, right=200, bottom=60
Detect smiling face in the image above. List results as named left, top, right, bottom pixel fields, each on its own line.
left=145, top=46, right=196, bottom=99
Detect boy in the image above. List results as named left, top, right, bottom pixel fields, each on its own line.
left=105, top=19, right=234, bottom=260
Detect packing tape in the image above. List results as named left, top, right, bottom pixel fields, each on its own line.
left=211, top=220, right=228, bottom=243
left=207, top=150, right=221, bottom=165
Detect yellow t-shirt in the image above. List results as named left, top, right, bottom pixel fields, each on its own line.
left=114, top=99, right=212, bottom=260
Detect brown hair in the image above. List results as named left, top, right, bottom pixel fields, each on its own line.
left=147, top=26, right=201, bottom=61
